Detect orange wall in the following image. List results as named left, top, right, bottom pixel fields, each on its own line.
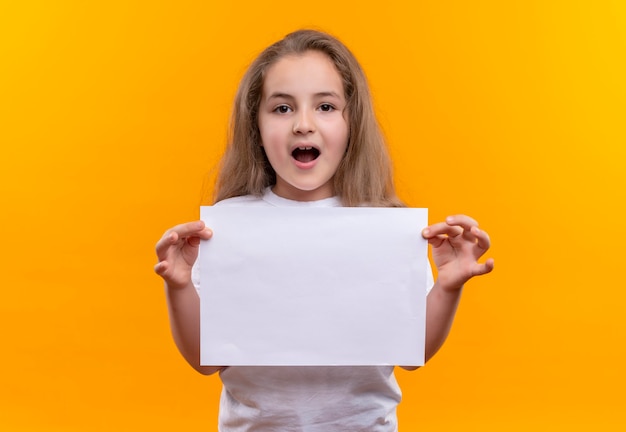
left=1, top=1, right=625, bottom=430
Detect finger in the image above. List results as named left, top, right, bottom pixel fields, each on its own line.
left=446, top=215, right=483, bottom=244
left=170, top=221, right=209, bottom=239
left=425, top=234, right=447, bottom=248
left=472, top=226, right=491, bottom=250
left=187, top=235, right=207, bottom=247
left=155, top=231, right=179, bottom=260
left=445, top=214, right=479, bottom=231
left=154, top=260, right=169, bottom=277
left=472, top=258, right=495, bottom=276
left=422, top=223, right=463, bottom=239
left=155, top=221, right=212, bottom=259
left=461, top=227, right=477, bottom=243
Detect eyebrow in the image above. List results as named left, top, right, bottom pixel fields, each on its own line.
left=266, top=91, right=342, bottom=101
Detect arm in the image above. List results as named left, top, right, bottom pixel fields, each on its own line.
left=155, top=221, right=223, bottom=375
left=403, top=215, right=494, bottom=370
left=423, top=280, right=464, bottom=363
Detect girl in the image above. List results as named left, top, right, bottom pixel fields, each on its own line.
left=155, top=29, right=494, bottom=431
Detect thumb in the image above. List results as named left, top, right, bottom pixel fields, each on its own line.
left=472, top=258, right=495, bottom=277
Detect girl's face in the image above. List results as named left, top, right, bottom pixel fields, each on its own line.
left=258, top=50, right=349, bottom=201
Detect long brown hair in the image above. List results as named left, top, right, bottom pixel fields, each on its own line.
left=213, top=29, right=402, bottom=207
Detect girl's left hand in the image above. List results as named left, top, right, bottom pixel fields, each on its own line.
left=422, top=214, right=494, bottom=292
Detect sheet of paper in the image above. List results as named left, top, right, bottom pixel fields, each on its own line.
left=199, top=206, right=429, bottom=366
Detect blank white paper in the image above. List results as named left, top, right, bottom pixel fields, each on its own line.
left=199, top=206, right=429, bottom=366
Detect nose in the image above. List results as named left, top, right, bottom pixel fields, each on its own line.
left=292, top=109, right=315, bottom=134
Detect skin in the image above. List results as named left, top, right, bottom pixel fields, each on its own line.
left=155, top=52, right=494, bottom=374
left=155, top=221, right=221, bottom=375
left=408, top=214, right=494, bottom=369
left=155, top=216, right=493, bottom=374
left=258, top=51, right=349, bottom=201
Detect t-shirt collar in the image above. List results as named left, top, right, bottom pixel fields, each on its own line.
left=262, top=187, right=342, bottom=207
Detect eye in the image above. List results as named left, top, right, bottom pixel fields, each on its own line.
left=273, top=105, right=292, bottom=114
left=319, top=104, right=335, bottom=112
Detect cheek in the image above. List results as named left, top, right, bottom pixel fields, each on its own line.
left=258, top=117, right=285, bottom=144
left=259, top=129, right=277, bottom=149
left=257, top=112, right=276, bottom=143
left=338, top=122, right=350, bottom=149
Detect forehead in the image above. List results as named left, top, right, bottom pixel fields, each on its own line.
left=262, top=51, right=345, bottom=98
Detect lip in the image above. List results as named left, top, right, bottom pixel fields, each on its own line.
left=291, top=143, right=320, bottom=170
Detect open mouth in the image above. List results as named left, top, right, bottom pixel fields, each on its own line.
left=292, top=146, right=320, bottom=163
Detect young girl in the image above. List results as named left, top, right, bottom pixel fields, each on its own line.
left=155, top=29, right=494, bottom=431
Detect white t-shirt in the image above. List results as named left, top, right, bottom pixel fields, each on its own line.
left=193, top=188, right=434, bottom=432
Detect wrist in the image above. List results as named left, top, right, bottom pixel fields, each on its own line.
left=165, top=279, right=195, bottom=293
left=432, top=280, right=464, bottom=296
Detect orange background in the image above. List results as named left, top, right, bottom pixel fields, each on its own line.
left=1, top=1, right=625, bottom=430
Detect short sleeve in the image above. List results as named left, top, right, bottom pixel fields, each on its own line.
left=426, top=259, right=435, bottom=295
left=191, top=261, right=200, bottom=295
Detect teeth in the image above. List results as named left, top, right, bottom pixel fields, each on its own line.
left=298, top=146, right=313, bottom=150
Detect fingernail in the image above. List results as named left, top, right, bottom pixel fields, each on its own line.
left=422, top=228, right=430, bottom=235
left=446, top=216, right=453, bottom=224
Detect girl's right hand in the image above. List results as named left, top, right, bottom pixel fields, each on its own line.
left=154, top=221, right=213, bottom=290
